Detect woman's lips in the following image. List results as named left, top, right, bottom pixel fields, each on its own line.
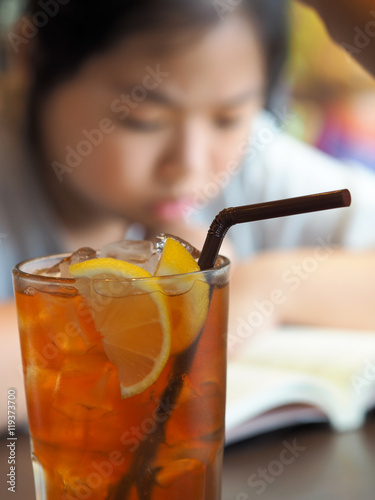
left=153, top=199, right=193, bottom=221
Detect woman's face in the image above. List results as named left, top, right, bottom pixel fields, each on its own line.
left=39, top=14, right=266, bottom=229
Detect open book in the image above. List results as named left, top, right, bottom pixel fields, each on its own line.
left=225, top=326, right=375, bottom=445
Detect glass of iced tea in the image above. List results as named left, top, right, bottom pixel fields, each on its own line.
left=12, top=238, right=230, bottom=500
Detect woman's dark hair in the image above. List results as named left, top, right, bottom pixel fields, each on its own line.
left=26, top=0, right=289, bottom=147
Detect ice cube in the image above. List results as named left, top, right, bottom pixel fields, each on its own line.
left=141, top=252, right=160, bottom=274
left=53, top=355, right=117, bottom=421
left=100, top=240, right=153, bottom=264
left=38, top=247, right=97, bottom=277
left=59, top=262, right=73, bottom=279
left=155, top=234, right=200, bottom=259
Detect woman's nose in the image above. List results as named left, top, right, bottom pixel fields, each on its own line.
left=158, top=119, right=209, bottom=184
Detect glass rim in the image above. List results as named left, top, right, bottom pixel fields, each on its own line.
left=12, top=252, right=230, bottom=284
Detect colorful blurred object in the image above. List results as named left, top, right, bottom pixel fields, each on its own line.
left=287, top=3, right=375, bottom=172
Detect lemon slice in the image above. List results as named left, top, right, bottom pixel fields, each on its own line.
left=155, top=238, right=209, bottom=353
left=69, top=258, right=171, bottom=398
left=70, top=257, right=152, bottom=280
left=155, top=238, right=201, bottom=275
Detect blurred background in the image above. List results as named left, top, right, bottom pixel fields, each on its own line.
left=1, top=0, right=375, bottom=171
left=287, top=3, right=375, bottom=173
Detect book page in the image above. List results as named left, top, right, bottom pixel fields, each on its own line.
left=225, top=326, right=375, bottom=444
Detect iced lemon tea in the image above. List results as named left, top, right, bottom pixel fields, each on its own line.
left=13, top=239, right=229, bottom=500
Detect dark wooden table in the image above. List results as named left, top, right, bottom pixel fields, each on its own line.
left=223, top=410, right=375, bottom=500
left=2, top=412, right=375, bottom=499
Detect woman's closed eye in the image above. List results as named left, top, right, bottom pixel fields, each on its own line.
left=122, top=117, right=169, bottom=132
left=213, top=115, right=244, bottom=129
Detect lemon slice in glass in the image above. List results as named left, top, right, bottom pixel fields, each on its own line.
left=155, top=238, right=209, bottom=354
left=69, top=258, right=171, bottom=398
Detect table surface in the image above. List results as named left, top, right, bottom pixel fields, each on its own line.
left=2, top=411, right=375, bottom=500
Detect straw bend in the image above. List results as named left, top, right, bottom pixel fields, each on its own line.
left=198, top=189, right=351, bottom=270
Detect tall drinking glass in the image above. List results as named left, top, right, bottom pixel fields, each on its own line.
left=12, top=250, right=230, bottom=500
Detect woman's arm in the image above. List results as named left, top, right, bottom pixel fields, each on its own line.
left=0, top=302, right=28, bottom=432
left=228, top=248, right=375, bottom=354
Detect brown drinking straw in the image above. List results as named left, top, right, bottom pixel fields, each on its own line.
left=198, top=189, right=351, bottom=270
